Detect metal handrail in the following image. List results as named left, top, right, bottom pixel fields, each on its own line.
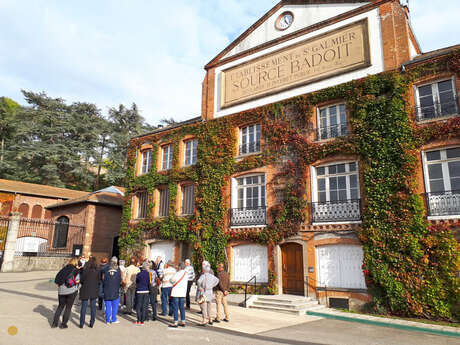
left=310, top=199, right=361, bottom=222
left=244, top=275, right=257, bottom=308
left=315, top=123, right=348, bottom=141
left=306, top=275, right=328, bottom=307
left=415, top=97, right=459, bottom=122
left=423, top=190, right=460, bottom=216
left=229, top=206, right=267, bottom=227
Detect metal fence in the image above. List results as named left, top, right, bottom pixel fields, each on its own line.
left=15, top=217, right=85, bottom=257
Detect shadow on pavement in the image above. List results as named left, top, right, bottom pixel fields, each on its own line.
left=33, top=304, right=55, bottom=327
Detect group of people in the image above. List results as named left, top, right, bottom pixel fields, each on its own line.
left=52, top=255, right=230, bottom=329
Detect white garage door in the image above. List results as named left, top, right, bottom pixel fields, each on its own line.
left=16, top=237, right=47, bottom=252
left=150, top=241, right=175, bottom=263
left=317, top=244, right=366, bottom=289
left=232, top=244, right=268, bottom=283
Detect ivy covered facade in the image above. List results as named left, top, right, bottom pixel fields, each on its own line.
left=122, top=0, right=459, bottom=319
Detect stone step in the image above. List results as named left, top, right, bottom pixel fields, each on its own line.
left=249, top=303, right=327, bottom=315
left=252, top=299, right=319, bottom=310
left=256, top=296, right=314, bottom=304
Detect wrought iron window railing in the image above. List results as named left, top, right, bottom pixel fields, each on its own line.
left=239, top=142, right=261, bottom=156
left=311, top=199, right=361, bottom=222
left=425, top=190, right=460, bottom=217
left=415, top=98, right=459, bottom=122
left=230, top=206, right=266, bottom=226
left=316, top=124, right=348, bottom=141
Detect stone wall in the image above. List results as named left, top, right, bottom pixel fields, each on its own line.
left=10, top=256, right=69, bottom=272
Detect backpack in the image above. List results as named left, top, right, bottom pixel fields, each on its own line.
left=64, top=270, right=77, bottom=288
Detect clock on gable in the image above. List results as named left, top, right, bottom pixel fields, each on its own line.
left=275, top=11, right=294, bottom=31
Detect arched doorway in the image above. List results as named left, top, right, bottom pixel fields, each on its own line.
left=281, top=243, right=304, bottom=295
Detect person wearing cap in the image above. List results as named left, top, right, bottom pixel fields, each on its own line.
left=160, top=261, right=176, bottom=316
left=102, top=257, right=122, bottom=324
left=134, top=261, right=150, bottom=325
left=184, top=259, right=195, bottom=309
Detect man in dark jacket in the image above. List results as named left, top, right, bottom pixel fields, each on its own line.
left=102, top=257, right=122, bottom=324
left=134, top=261, right=150, bottom=325
left=214, top=263, right=230, bottom=322
left=98, top=257, right=109, bottom=311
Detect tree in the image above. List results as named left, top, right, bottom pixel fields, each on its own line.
left=0, top=97, right=20, bottom=162
left=104, top=103, right=154, bottom=186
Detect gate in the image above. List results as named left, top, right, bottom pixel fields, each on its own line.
left=16, top=218, right=85, bottom=257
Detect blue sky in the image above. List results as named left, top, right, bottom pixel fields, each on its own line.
left=0, top=0, right=458, bottom=125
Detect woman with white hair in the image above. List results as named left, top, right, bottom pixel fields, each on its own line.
left=102, top=256, right=122, bottom=324
left=196, top=262, right=219, bottom=326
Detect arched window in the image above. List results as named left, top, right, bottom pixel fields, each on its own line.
left=18, top=203, right=29, bottom=218
left=53, top=216, right=69, bottom=248
left=31, top=205, right=43, bottom=219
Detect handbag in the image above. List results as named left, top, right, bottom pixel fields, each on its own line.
left=197, top=294, right=207, bottom=304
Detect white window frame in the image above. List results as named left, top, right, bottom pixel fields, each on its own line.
left=316, top=103, right=347, bottom=141
left=161, top=144, right=173, bottom=171
left=158, top=188, right=170, bottom=217
left=140, top=150, right=152, bottom=174
left=231, top=174, right=266, bottom=209
left=184, top=139, right=198, bottom=166
left=239, top=124, right=261, bottom=155
left=311, top=161, right=360, bottom=203
left=135, top=191, right=148, bottom=219
left=181, top=184, right=195, bottom=215
left=414, top=77, right=458, bottom=120
left=421, top=146, right=460, bottom=194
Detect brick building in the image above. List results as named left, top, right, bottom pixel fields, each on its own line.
left=0, top=180, right=123, bottom=264
left=124, top=0, right=459, bottom=308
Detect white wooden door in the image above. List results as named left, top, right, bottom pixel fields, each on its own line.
left=317, top=244, right=366, bottom=289
left=150, top=241, right=175, bottom=263
left=232, top=244, right=268, bottom=283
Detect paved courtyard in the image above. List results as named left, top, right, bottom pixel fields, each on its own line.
left=0, top=271, right=457, bottom=345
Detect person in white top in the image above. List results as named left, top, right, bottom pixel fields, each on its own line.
left=184, top=259, right=195, bottom=309
left=160, top=261, right=176, bottom=316
left=168, top=262, right=188, bottom=327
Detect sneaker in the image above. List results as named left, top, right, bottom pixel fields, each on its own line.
left=112, top=320, right=120, bottom=324
left=139, top=322, right=145, bottom=326
left=223, top=319, right=229, bottom=322
left=105, top=322, right=111, bottom=325
left=179, top=322, right=185, bottom=327
left=208, top=321, right=213, bottom=325
left=168, top=323, right=178, bottom=328
left=59, top=324, right=68, bottom=329
left=133, top=321, right=139, bottom=325
left=213, top=318, right=220, bottom=323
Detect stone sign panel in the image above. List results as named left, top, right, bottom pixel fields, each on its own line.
left=221, top=19, right=370, bottom=108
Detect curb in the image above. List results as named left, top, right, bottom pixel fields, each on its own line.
left=306, top=311, right=460, bottom=338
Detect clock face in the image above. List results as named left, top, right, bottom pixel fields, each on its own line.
left=276, top=12, right=294, bottom=30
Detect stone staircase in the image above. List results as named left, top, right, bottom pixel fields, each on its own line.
left=246, top=294, right=327, bottom=315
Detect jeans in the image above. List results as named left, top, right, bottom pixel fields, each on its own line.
left=80, top=298, right=97, bottom=327
left=185, top=281, right=193, bottom=308
left=160, top=286, right=172, bottom=315
left=172, top=297, right=185, bottom=323
left=53, top=292, right=77, bottom=326
left=136, top=293, right=149, bottom=322
left=148, top=287, right=158, bottom=320
left=104, top=298, right=119, bottom=323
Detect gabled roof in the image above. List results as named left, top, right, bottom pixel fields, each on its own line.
left=46, top=187, right=125, bottom=209
left=205, top=0, right=391, bottom=69
left=0, top=179, right=89, bottom=200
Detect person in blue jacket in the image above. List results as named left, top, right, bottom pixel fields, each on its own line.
left=102, top=256, right=122, bottom=324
